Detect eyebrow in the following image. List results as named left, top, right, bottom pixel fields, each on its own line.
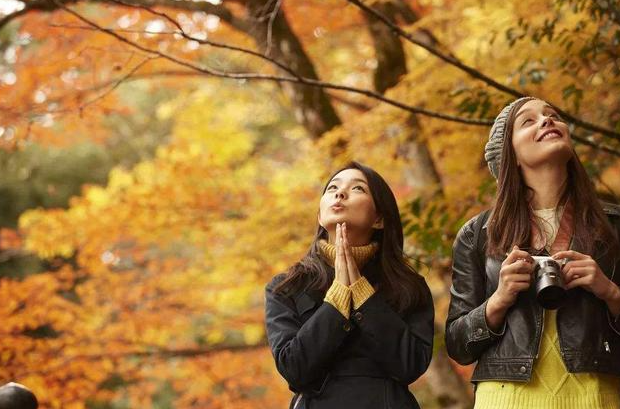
left=329, top=177, right=368, bottom=185
left=515, top=104, right=557, bottom=120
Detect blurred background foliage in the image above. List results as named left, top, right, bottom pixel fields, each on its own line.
left=0, top=0, right=619, bottom=407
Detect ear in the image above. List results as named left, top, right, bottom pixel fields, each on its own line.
left=372, top=216, right=384, bottom=229
left=317, top=211, right=325, bottom=228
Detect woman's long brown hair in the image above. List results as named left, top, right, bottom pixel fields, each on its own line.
left=487, top=98, right=619, bottom=257
left=273, top=162, right=429, bottom=313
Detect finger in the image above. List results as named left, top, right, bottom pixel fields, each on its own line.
left=342, top=225, right=360, bottom=283
left=565, top=276, right=593, bottom=290
left=563, top=266, right=593, bottom=283
left=335, top=224, right=346, bottom=273
left=342, top=223, right=350, bottom=261
left=504, top=260, right=534, bottom=275
left=338, top=224, right=345, bottom=253
left=552, top=250, right=589, bottom=261
left=563, top=259, right=595, bottom=269
left=503, top=245, right=520, bottom=264
left=508, top=272, right=533, bottom=282
left=504, top=246, right=534, bottom=265
left=507, top=282, right=530, bottom=294
left=336, top=223, right=341, bottom=246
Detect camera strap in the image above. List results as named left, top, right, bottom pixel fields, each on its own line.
left=548, top=203, right=574, bottom=254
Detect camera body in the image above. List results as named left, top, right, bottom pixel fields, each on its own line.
left=532, top=256, right=567, bottom=309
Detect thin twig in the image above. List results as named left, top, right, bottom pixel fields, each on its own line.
left=78, top=56, right=158, bottom=110
left=265, top=0, right=283, bottom=56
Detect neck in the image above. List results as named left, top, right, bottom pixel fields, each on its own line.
left=521, top=165, right=567, bottom=210
left=326, top=226, right=373, bottom=247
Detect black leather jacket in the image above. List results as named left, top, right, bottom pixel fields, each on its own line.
left=445, top=203, right=620, bottom=382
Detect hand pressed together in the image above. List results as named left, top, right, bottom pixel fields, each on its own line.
left=334, top=222, right=362, bottom=286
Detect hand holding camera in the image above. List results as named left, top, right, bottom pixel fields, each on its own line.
left=486, top=246, right=535, bottom=331
left=552, top=250, right=619, bottom=304
left=492, top=245, right=535, bottom=310
left=486, top=246, right=620, bottom=330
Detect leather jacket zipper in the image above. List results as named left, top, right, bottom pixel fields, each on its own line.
left=535, top=307, right=544, bottom=358
left=293, top=393, right=303, bottom=409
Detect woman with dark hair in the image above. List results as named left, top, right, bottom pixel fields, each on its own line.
left=446, top=97, right=620, bottom=408
left=265, top=161, right=434, bottom=409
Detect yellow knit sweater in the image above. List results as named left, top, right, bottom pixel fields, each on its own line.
left=474, top=208, right=620, bottom=409
left=320, top=239, right=377, bottom=318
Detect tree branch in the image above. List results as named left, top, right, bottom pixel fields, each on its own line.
left=102, top=0, right=301, bottom=79
left=102, top=0, right=251, bottom=32
left=48, top=0, right=494, bottom=127
left=346, top=0, right=620, bottom=142
left=10, top=1, right=619, bottom=156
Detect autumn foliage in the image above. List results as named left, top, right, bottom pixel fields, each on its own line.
left=0, top=0, right=619, bottom=408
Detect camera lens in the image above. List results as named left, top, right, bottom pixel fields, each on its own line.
left=535, top=259, right=566, bottom=309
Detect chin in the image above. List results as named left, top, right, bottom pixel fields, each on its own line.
left=323, top=216, right=348, bottom=228
left=540, top=141, right=573, bottom=161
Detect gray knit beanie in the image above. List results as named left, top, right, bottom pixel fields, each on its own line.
left=484, top=96, right=536, bottom=179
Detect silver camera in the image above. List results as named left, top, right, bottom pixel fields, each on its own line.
left=532, top=256, right=567, bottom=310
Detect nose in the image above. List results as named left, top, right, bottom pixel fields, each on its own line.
left=334, top=188, right=346, bottom=199
left=541, top=115, right=554, bottom=128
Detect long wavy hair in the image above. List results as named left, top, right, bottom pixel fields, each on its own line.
left=487, top=98, right=619, bottom=257
left=274, top=161, right=429, bottom=312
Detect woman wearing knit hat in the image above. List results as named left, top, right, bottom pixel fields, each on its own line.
left=446, top=97, right=620, bottom=408
left=265, top=161, right=434, bottom=409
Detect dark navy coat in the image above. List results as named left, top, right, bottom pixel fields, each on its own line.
left=265, top=260, right=434, bottom=409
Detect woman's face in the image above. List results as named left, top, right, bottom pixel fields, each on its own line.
left=511, top=99, right=573, bottom=171
left=318, top=168, right=382, bottom=236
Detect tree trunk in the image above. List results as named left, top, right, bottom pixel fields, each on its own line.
left=365, top=3, right=472, bottom=407
left=398, top=117, right=443, bottom=193
left=365, top=1, right=443, bottom=193
left=424, top=325, right=475, bottom=409
left=245, top=0, right=341, bottom=139
left=363, top=0, right=417, bottom=93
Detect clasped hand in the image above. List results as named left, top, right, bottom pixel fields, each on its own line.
left=334, top=223, right=362, bottom=286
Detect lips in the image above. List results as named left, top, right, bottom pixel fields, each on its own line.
left=331, top=202, right=345, bottom=211
left=536, top=129, right=563, bottom=142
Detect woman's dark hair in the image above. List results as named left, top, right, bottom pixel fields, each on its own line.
left=274, top=161, right=429, bottom=312
left=487, top=98, right=620, bottom=257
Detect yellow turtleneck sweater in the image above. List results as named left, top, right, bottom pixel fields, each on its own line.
left=474, top=208, right=620, bottom=409
left=319, top=239, right=377, bottom=319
